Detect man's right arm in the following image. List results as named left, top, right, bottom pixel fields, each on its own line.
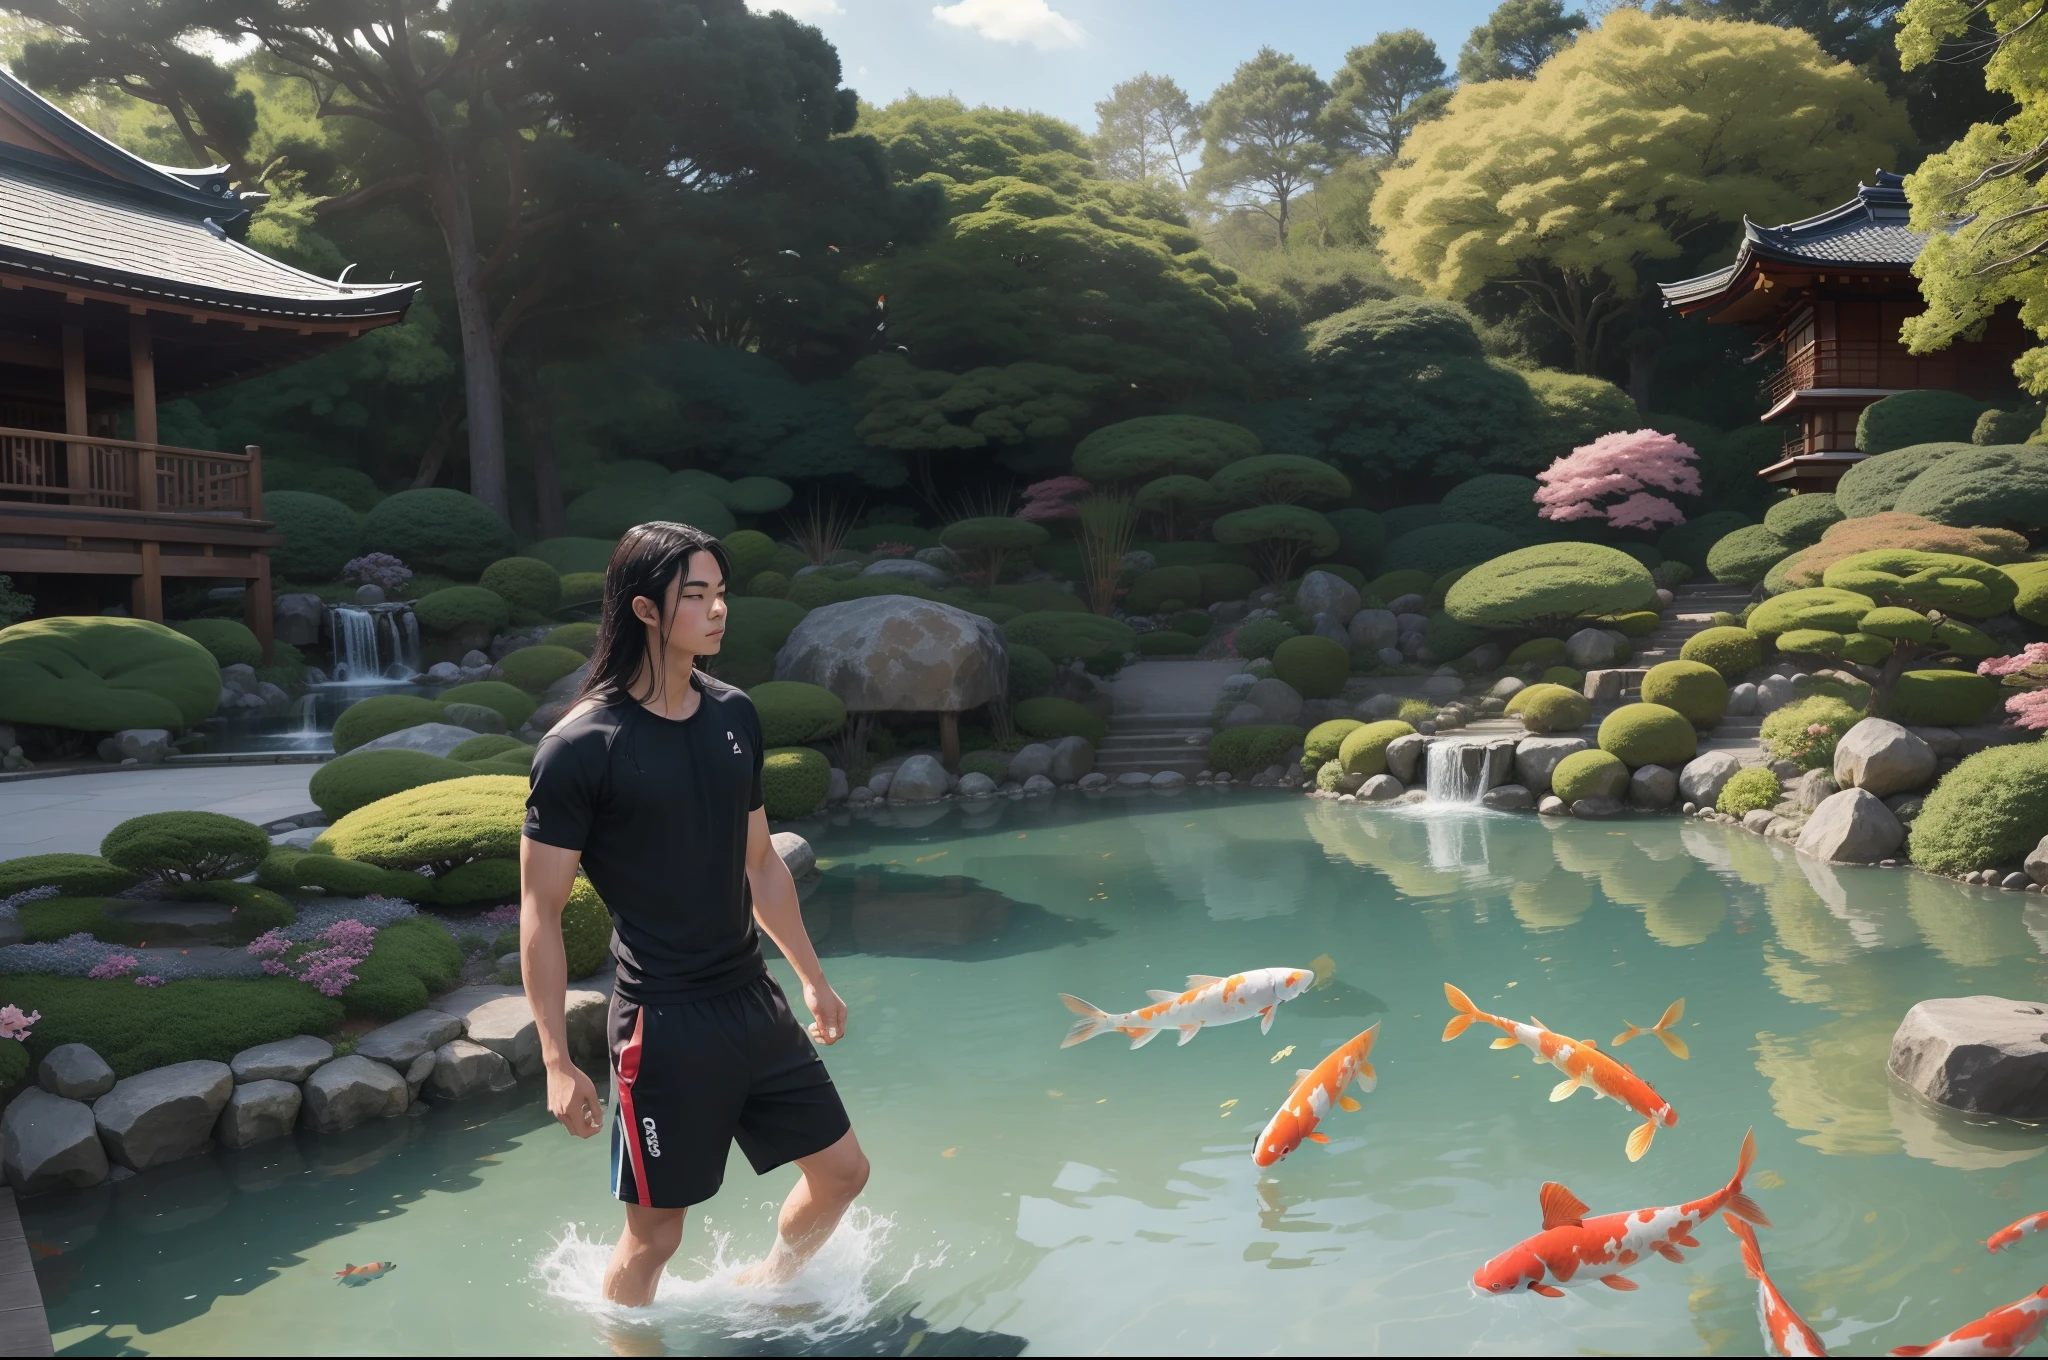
left=521, top=835, right=603, bottom=1138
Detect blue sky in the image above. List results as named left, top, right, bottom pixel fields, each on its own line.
left=746, top=0, right=1519, bottom=131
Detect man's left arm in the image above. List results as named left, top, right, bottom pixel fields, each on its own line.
left=745, top=806, right=846, bottom=1044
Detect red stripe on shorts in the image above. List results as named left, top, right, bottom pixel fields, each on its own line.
left=615, top=1007, right=651, bottom=1206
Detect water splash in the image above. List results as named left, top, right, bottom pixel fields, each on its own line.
left=325, top=604, right=420, bottom=683
left=1424, top=741, right=1492, bottom=803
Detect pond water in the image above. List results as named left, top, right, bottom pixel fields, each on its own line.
left=28, top=793, right=2048, bottom=1356
left=200, top=682, right=437, bottom=755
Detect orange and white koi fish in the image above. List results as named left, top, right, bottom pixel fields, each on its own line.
left=1060, top=968, right=1314, bottom=1049
left=1726, top=1213, right=1826, bottom=1357
left=1253, top=1024, right=1379, bottom=1167
left=334, top=1261, right=396, bottom=1284
left=1473, top=1129, right=1768, bottom=1298
left=1614, top=998, right=1690, bottom=1059
left=1988, top=1211, right=2048, bottom=1253
left=1890, top=1286, right=2048, bottom=1356
left=1444, top=982, right=1678, bottom=1161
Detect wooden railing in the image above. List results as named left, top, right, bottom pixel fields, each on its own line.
left=1766, top=339, right=1976, bottom=407
left=0, top=427, right=259, bottom=516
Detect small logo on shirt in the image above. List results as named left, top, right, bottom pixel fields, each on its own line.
left=641, top=1116, right=661, bottom=1158
left=728, top=729, right=743, bottom=756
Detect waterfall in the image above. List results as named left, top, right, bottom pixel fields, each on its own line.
left=394, top=609, right=420, bottom=674
left=328, top=606, right=381, bottom=681
left=1424, top=741, right=1492, bottom=804
left=290, top=694, right=319, bottom=734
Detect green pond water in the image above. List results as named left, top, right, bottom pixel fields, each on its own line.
left=28, top=793, right=2048, bottom=1356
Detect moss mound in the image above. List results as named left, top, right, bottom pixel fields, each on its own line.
left=448, top=734, right=529, bottom=763
left=1541, top=666, right=1585, bottom=689
left=1003, top=612, right=1135, bottom=662
left=437, top=681, right=537, bottom=729
left=1337, top=720, right=1414, bottom=777
left=1890, top=670, right=1999, bottom=726
left=1835, top=442, right=1977, bottom=517
left=1762, top=494, right=1844, bottom=549
left=342, top=918, right=465, bottom=1020
left=1822, top=549, right=2018, bottom=618
left=332, top=694, right=445, bottom=754
left=1443, top=542, right=1654, bottom=630
left=1505, top=683, right=1591, bottom=734
left=1440, top=473, right=1542, bottom=536
left=1232, top=618, right=1297, bottom=660
left=1382, top=522, right=1521, bottom=578
left=314, top=774, right=528, bottom=874
left=1367, top=569, right=1434, bottom=601
left=751, top=681, right=847, bottom=747
left=1747, top=587, right=1877, bottom=638
left=361, top=488, right=515, bottom=577
left=310, top=748, right=476, bottom=819
left=1125, top=566, right=1203, bottom=614
left=9, top=975, right=342, bottom=1079
left=1657, top=511, right=1753, bottom=572
left=0, top=617, right=221, bottom=732
left=542, top=622, right=598, bottom=656
left=1717, top=768, right=1781, bottom=817
left=561, top=877, right=612, bottom=978
left=173, top=619, right=262, bottom=669
left=1552, top=749, right=1627, bottom=803
left=1008, top=644, right=1054, bottom=702
left=1015, top=697, right=1106, bottom=746
left=1910, top=742, right=2048, bottom=873
left=527, top=537, right=618, bottom=575
left=101, top=811, right=270, bottom=884
left=1679, top=626, right=1763, bottom=679
left=1706, top=524, right=1794, bottom=585
left=1891, top=444, right=2048, bottom=530
left=1073, top=415, right=1260, bottom=483
left=495, top=645, right=587, bottom=694
left=1302, top=719, right=1364, bottom=771
left=1195, top=562, right=1261, bottom=604
left=479, top=557, right=563, bottom=622
left=1507, top=637, right=1568, bottom=667
left=0, top=853, right=137, bottom=899
left=1640, top=661, right=1728, bottom=727
left=1597, top=703, right=1697, bottom=768
left=1859, top=391, right=1992, bottom=454
left=1271, top=635, right=1349, bottom=699
left=762, top=748, right=830, bottom=819
left=262, top=490, right=360, bottom=582
left=1761, top=696, right=1861, bottom=769
left=1136, top=630, right=1199, bottom=656
left=1208, top=724, right=1306, bottom=776
left=413, top=586, right=510, bottom=639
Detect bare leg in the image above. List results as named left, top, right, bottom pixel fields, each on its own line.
left=604, top=1203, right=686, bottom=1307
left=735, top=1129, right=870, bottom=1285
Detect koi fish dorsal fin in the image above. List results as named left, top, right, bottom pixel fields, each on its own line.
left=1186, top=974, right=1224, bottom=989
left=1540, top=1182, right=1589, bottom=1231
left=1305, top=1132, right=1330, bottom=1143
left=1146, top=990, right=1180, bottom=1003
left=1338, top=1095, right=1362, bottom=1113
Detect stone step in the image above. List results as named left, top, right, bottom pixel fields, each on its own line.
left=1105, top=711, right=1213, bottom=729
left=1094, top=752, right=1209, bottom=776
left=1099, top=739, right=1210, bottom=759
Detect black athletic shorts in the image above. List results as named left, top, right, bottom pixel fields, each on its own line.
left=609, top=971, right=851, bottom=1209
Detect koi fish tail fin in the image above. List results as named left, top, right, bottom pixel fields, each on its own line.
left=1722, top=1127, right=1773, bottom=1227
left=1612, top=1022, right=1643, bottom=1048
left=1652, top=998, right=1689, bottom=1059
left=1443, top=983, right=1483, bottom=1041
left=1058, top=994, right=1114, bottom=1048
left=1723, top=1213, right=1766, bottom=1281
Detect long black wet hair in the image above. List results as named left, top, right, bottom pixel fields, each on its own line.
left=579, top=521, right=732, bottom=708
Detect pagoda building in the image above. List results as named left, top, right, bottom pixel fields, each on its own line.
left=1659, top=170, right=2029, bottom=493
left=0, top=67, right=416, bottom=657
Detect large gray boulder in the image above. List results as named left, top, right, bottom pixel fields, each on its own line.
left=97, top=728, right=172, bottom=764
left=93, top=1060, right=234, bottom=1170
left=1348, top=609, right=1399, bottom=654
left=231, top=1035, right=333, bottom=1084
left=775, top=596, right=1006, bottom=714
left=456, top=998, right=541, bottom=1077
left=1048, top=735, right=1095, bottom=783
left=888, top=753, right=949, bottom=804
left=1358, top=774, right=1404, bottom=801
left=1726, top=682, right=1758, bottom=717
left=273, top=592, right=325, bottom=647
left=215, top=1080, right=301, bottom=1149
left=1796, top=788, right=1905, bottom=863
left=355, top=1009, right=466, bottom=1071
left=772, top=831, right=816, bottom=878
left=1385, top=733, right=1430, bottom=785
left=1482, top=784, right=1534, bottom=811
left=1678, top=750, right=1744, bottom=807
left=2027, top=835, right=2048, bottom=887
left=1629, top=764, right=1678, bottom=809
left=862, top=558, right=950, bottom=587
left=2, top=1089, right=106, bottom=1194
left=1756, top=674, right=1798, bottom=713
left=301, top=1056, right=408, bottom=1132
left=1008, top=743, right=1054, bottom=781
left=1247, top=678, right=1303, bottom=725
left=1514, top=736, right=1590, bottom=796
left=1564, top=628, right=1617, bottom=669
left=1889, top=996, right=2048, bottom=1116
left=1833, top=718, right=1937, bottom=797
left=1218, top=702, right=1266, bottom=729
left=353, top=722, right=480, bottom=758
left=38, top=1044, right=113, bottom=1101
left=425, top=1040, right=515, bottom=1101
left=1296, top=572, right=1361, bottom=625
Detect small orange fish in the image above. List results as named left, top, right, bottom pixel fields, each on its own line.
left=24, top=1241, right=59, bottom=1259
left=1891, top=1285, right=2048, bottom=1356
left=1614, top=998, right=1690, bottom=1059
left=335, top=1261, right=396, bottom=1285
left=1988, top=1209, right=2048, bottom=1253
left=1253, top=1024, right=1378, bottom=1167
left=1726, top=1213, right=1826, bottom=1357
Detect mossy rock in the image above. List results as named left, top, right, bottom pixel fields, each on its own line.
left=751, top=681, right=847, bottom=747
left=1271, top=635, right=1348, bottom=699
left=1505, top=683, right=1590, bottom=734
left=1302, top=719, right=1364, bottom=771
left=1640, top=661, right=1727, bottom=727
left=172, top=619, right=262, bottom=668
left=1541, top=666, right=1585, bottom=689
left=309, top=749, right=476, bottom=820
left=1596, top=703, right=1697, bottom=768
left=437, top=681, right=537, bottom=730
left=1552, top=749, right=1628, bottom=804
left=762, top=748, right=830, bottom=819
left=1015, top=697, right=1107, bottom=746
left=1506, top=637, right=1568, bottom=667
left=313, top=775, right=528, bottom=873
left=1337, top=720, right=1414, bottom=777
left=101, top=811, right=270, bottom=884
left=361, top=488, right=516, bottom=577
left=1747, top=587, right=1877, bottom=638
left=1208, top=724, right=1307, bottom=776
left=1909, top=742, right=2048, bottom=874
left=0, top=853, right=138, bottom=899
left=1679, top=626, right=1763, bottom=679
left=333, top=695, right=446, bottom=755
left=478, top=558, right=563, bottom=623
left=1889, top=670, right=1999, bottom=726
left=0, top=617, right=222, bottom=732
left=496, top=645, right=587, bottom=695
left=1588, top=610, right=1660, bottom=638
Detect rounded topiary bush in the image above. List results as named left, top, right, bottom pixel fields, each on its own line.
left=762, top=748, right=830, bottom=818
left=361, top=488, right=515, bottom=578
left=1776, top=628, right=1845, bottom=660
left=721, top=530, right=781, bottom=585
left=1680, top=625, right=1764, bottom=679
left=478, top=557, right=563, bottom=622
left=1822, top=549, right=2018, bottom=618
left=1008, top=643, right=1055, bottom=702
left=1717, top=768, right=1781, bottom=817
left=751, top=680, right=847, bottom=747
left=467, top=747, right=535, bottom=777
left=1232, top=618, right=1297, bottom=661
left=1015, top=697, right=1107, bottom=747
left=542, top=622, right=598, bottom=656
left=1136, top=630, right=1199, bottom=656
left=1368, top=569, right=1434, bottom=601
left=1834, top=442, right=1976, bottom=517
left=1302, top=719, right=1364, bottom=771
left=495, top=644, right=587, bottom=695
left=262, top=490, right=359, bottom=581
left=173, top=619, right=262, bottom=669
left=1271, top=635, right=1348, bottom=699
left=1762, top=494, right=1844, bottom=549
left=1747, top=587, right=1877, bottom=638
left=1597, top=703, right=1697, bottom=768
left=567, top=484, right=736, bottom=540
left=1073, top=415, right=1260, bottom=483
left=1658, top=511, right=1753, bottom=572
left=1910, top=743, right=2048, bottom=873
left=1591, top=610, right=1661, bottom=637
left=1505, top=683, right=1591, bottom=734
left=1506, top=637, right=1568, bottom=668
left=1859, top=390, right=1993, bottom=455
left=528, top=537, right=618, bottom=575
left=1443, top=543, right=1655, bottom=631
left=338, top=918, right=465, bottom=1020
left=102, top=811, right=270, bottom=883
left=0, top=853, right=137, bottom=899
left=1640, top=661, right=1728, bottom=727
left=1125, top=566, right=1204, bottom=614
left=0, top=617, right=221, bottom=732
left=1424, top=611, right=1492, bottom=666
left=1706, top=525, right=1794, bottom=585
left=723, top=476, right=793, bottom=515
left=309, top=749, right=475, bottom=819
left=1337, top=719, right=1414, bottom=777
left=1382, top=523, right=1522, bottom=578
left=314, top=774, right=527, bottom=873
left=1552, top=749, right=1627, bottom=804
left=419, top=857, right=520, bottom=907
left=1542, top=666, right=1585, bottom=689
left=1761, top=696, right=1861, bottom=769
left=438, top=681, right=537, bottom=729
left=1209, top=723, right=1307, bottom=776
left=332, top=694, right=445, bottom=754
left=1440, top=473, right=1542, bottom=536
left=1003, top=612, right=1135, bottom=662
left=1171, top=611, right=1212, bottom=637
left=558, top=571, right=606, bottom=610
left=561, top=878, right=612, bottom=979
left=412, top=586, right=510, bottom=640
left=449, top=734, right=529, bottom=763
left=1890, top=670, right=2000, bottom=726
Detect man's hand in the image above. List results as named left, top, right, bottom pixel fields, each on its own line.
left=803, top=978, right=847, bottom=1045
left=548, top=1060, right=604, bottom=1139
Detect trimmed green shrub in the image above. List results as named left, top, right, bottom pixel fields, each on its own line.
left=1015, top=697, right=1107, bottom=746
left=542, top=622, right=598, bottom=656
left=1171, top=610, right=1213, bottom=637
left=361, top=488, right=515, bottom=577
left=1272, top=635, right=1349, bottom=698
left=746, top=570, right=791, bottom=600
left=310, top=749, right=474, bottom=819
left=314, top=774, right=527, bottom=873
left=1383, top=522, right=1521, bottom=577
left=1654, top=560, right=1692, bottom=588
left=413, top=586, right=510, bottom=639
left=1302, top=719, right=1364, bottom=771
left=468, top=750, right=535, bottom=777
left=723, top=476, right=793, bottom=515
left=1506, top=683, right=1592, bottom=733
left=1858, top=606, right=1934, bottom=643
left=1367, top=569, right=1433, bottom=600
left=1776, top=629, right=1844, bottom=659
left=0, top=853, right=136, bottom=899
left=258, top=850, right=415, bottom=898
left=7, top=975, right=342, bottom=1079
left=1823, top=549, right=2019, bottom=618
left=1552, top=749, right=1627, bottom=804
left=1597, top=703, right=1696, bottom=767
left=1213, top=505, right=1340, bottom=578
left=341, top=917, right=465, bottom=1020
left=1136, top=630, right=1199, bottom=656
left=1890, top=670, right=2000, bottom=726
left=721, top=529, right=781, bottom=585
left=1210, top=454, right=1350, bottom=507
left=303, top=466, right=383, bottom=512
left=1759, top=552, right=1800, bottom=596
left=0, top=1041, right=26, bottom=1090
left=449, top=734, right=529, bottom=763
left=1126, top=566, right=1203, bottom=614
left=1197, top=562, right=1261, bottom=604
left=0, top=616, right=221, bottom=732
left=173, top=619, right=261, bottom=669
left=1747, top=588, right=1878, bottom=638
left=438, top=681, right=537, bottom=729
left=1542, top=666, right=1585, bottom=689
left=763, top=748, right=830, bottom=818
left=1658, top=511, right=1753, bottom=572
left=18, top=897, right=148, bottom=946
left=1314, top=759, right=1350, bottom=792
left=1008, top=644, right=1055, bottom=702
left=1592, top=611, right=1661, bottom=637
left=1680, top=626, right=1764, bottom=679
left=939, top=517, right=1050, bottom=558
left=1977, top=407, right=2042, bottom=444
left=1444, top=543, right=1656, bottom=630
left=1909, top=742, right=2048, bottom=873
left=333, top=694, right=445, bottom=754
left=566, top=484, right=736, bottom=540
left=418, top=857, right=521, bottom=907
left=752, top=681, right=847, bottom=746
left=558, top=571, right=606, bottom=609
left=1424, top=611, right=1492, bottom=665
left=1858, top=390, right=1993, bottom=454
left=262, top=490, right=359, bottom=582
left=1507, top=637, right=1568, bottom=667
left=1934, top=619, right=2000, bottom=660
left=1842, top=632, right=1894, bottom=665
left=1763, top=494, right=1844, bottom=549
left=1232, top=618, right=1297, bottom=660
left=1706, top=524, right=1794, bottom=585
left=1440, top=473, right=1543, bottom=535
left=1640, top=661, right=1728, bottom=727
left=495, top=645, right=587, bottom=695
left=1337, top=719, right=1414, bottom=776
left=958, top=751, right=1008, bottom=782
left=528, top=537, right=617, bottom=575
left=560, top=877, right=611, bottom=979
left=1761, top=696, right=1861, bottom=769
left=1326, top=508, right=1385, bottom=569
left=1834, top=442, right=1976, bottom=517
left=1381, top=504, right=1443, bottom=540
left=1207, top=723, right=1306, bottom=775
left=101, top=811, right=270, bottom=883
left=1717, top=768, right=1781, bottom=817
left=1426, top=565, right=1476, bottom=609
left=479, top=557, right=562, bottom=623
left=598, top=460, right=671, bottom=487
left=1004, top=612, right=1136, bottom=661
left=1073, top=415, right=1260, bottom=483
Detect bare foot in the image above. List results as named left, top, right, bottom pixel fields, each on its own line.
left=731, top=1242, right=801, bottom=1287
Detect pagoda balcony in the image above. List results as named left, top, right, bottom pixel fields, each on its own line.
left=0, top=427, right=259, bottom=516
left=1765, top=338, right=1972, bottom=414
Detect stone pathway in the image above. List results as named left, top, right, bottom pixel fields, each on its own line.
left=1095, top=660, right=1241, bottom=779
left=0, top=765, right=317, bottom=862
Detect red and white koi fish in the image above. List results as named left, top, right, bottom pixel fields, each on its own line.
left=1473, top=1128, right=1770, bottom=1298
left=1253, top=1024, right=1379, bottom=1167
left=1890, top=1286, right=2048, bottom=1356
left=1614, top=998, right=1690, bottom=1059
left=1988, top=1211, right=2048, bottom=1253
left=1726, top=1213, right=1826, bottom=1357
left=1061, top=968, right=1315, bottom=1049
left=334, top=1261, right=396, bottom=1284
left=1444, top=982, right=1679, bottom=1161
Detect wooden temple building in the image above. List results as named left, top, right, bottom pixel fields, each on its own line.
left=0, top=67, right=415, bottom=657
left=1660, top=170, right=2029, bottom=493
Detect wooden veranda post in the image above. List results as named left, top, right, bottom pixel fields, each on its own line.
left=60, top=324, right=87, bottom=497
left=940, top=711, right=960, bottom=772
left=243, top=445, right=272, bottom=662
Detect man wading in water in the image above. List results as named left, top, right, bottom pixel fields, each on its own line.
left=521, top=521, right=867, bottom=1304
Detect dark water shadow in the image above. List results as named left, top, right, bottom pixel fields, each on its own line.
left=687, top=1311, right=1027, bottom=1357
left=787, top=866, right=1111, bottom=962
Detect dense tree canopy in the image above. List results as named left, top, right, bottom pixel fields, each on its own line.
left=1092, top=74, right=1200, bottom=189
left=1325, top=30, right=1451, bottom=161
left=1457, top=0, right=1586, bottom=83
left=1193, top=48, right=1332, bottom=248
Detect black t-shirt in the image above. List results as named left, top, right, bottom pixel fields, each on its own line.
left=522, top=673, right=766, bottom=1004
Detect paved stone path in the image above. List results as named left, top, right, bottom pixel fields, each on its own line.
left=0, top=765, right=317, bottom=862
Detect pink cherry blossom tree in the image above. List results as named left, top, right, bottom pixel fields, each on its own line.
left=1018, top=476, right=1093, bottom=522
left=1981, top=644, right=2048, bottom=730
left=1535, top=430, right=1700, bottom=531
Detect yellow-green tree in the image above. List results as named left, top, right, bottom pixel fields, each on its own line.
left=1897, top=0, right=2048, bottom=393
left=1373, top=11, right=1908, bottom=377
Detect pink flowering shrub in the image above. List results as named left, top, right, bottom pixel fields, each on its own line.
left=1981, top=644, right=2048, bottom=730
left=870, top=541, right=915, bottom=558
left=1018, top=476, right=1093, bottom=522
left=1535, top=430, right=1700, bottom=530
left=135, top=976, right=164, bottom=988
left=0, top=1005, right=38, bottom=1040
left=247, top=919, right=378, bottom=997
left=88, top=954, right=140, bottom=981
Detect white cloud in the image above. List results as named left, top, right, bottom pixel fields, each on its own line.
left=931, top=0, right=1084, bottom=49
left=745, top=0, right=843, bottom=19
